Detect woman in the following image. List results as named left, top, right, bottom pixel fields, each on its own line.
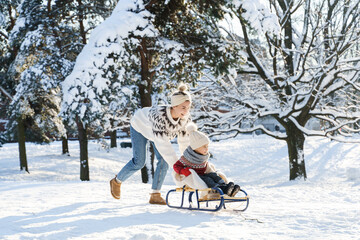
left=110, top=84, right=192, bottom=205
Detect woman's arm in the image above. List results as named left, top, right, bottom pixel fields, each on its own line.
left=152, top=136, right=179, bottom=166
left=177, top=119, right=192, bottom=154
left=177, top=133, right=190, bottom=154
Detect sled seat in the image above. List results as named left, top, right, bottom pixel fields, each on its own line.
left=166, top=185, right=250, bottom=212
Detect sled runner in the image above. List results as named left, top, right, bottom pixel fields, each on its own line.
left=166, top=186, right=249, bottom=212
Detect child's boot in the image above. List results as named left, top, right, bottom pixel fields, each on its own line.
left=225, top=182, right=235, bottom=195
left=149, top=193, right=167, bottom=205
left=230, top=185, right=241, bottom=197
left=220, top=182, right=234, bottom=196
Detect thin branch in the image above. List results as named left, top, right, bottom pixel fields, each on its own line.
left=0, top=86, right=13, bottom=101
left=0, top=30, right=8, bottom=39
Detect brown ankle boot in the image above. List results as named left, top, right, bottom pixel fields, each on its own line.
left=149, top=193, right=167, bottom=205
left=110, top=176, right=121, bottom=199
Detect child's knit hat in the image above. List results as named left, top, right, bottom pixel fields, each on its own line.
left=171, top=83, right=191, bottom=106
left=186, top=122, right=210, bottom=149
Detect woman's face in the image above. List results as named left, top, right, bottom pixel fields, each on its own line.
left=171, top=101, right=191, bottom=119
left=194, top=144, right=209, bottom=155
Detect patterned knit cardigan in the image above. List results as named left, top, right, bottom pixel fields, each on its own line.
left=148, top=105, right=190, bottom=139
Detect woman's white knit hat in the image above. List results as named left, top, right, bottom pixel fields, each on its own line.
left=171, top=83, right=192, bottom=107
left=186, top=122, right=210, bottom=149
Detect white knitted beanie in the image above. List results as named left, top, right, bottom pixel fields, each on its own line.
left=171, top=83, right=192, bottom=107
left=186, top=122, right=210, bottom=150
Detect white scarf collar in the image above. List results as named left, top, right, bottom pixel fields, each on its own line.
left=166, top=106, right=180, bottom=125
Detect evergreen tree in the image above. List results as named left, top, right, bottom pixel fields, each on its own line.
left=61, top=0, right=237, bottom=181
left=3, top=0, right=46, bottom=172
left=0, top=0, right=20, bottom=100
left=0, top=0, right=20, bottom=148
left=56, top=0, right=118, bottom=181
left=2, top=0, right=116, bottom=173
left=6, top=1, right=67, bottom=141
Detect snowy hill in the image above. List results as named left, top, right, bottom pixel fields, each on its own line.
left=0, top=136, right=359, bottom=239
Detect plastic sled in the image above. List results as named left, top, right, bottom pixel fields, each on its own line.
left=166, top=185, right=250, bottom=212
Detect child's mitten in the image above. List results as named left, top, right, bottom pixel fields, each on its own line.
left=180, top=167, right=191, bottom=176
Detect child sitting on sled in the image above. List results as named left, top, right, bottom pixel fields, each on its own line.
left=173, top=123, right=241, bottom=197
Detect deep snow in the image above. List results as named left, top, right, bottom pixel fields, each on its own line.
left=0, top=135, right=359, bottom=240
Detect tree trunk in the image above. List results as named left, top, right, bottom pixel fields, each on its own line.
left=76, top=119, right=89, bottom=181
left=17, top=118, right=29, bottom=173
left=139, top=82, right=153, bottom=183
left=139, top=81, right=150, bottom=183
left=110, top=130, right=117, bottom=148
left=62, top=136, right=69, bottom=155
left=278, top=0, right=294, bottom=77
left=149, top=143, right=155, bottom=178
left=141, top=163, right=149, bottom=183
left=286, top=123, right=307, bottom=180
left=138, top=37, right=154, bottom=183
left=277, top=0, right=306, bottom=180
left=141, top=143, right=156, bottom=184
left=76, top=0, right=87, bottom=45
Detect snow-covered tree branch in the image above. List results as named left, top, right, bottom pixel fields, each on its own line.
left=194, top=0, right=360, bottom=180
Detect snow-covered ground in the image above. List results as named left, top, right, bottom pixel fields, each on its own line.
left=0, top=135, right=359, bottom=240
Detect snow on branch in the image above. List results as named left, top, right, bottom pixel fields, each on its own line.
left=62, top=0, right=157, bottom=124
left=234, top=0, right=281, bottom=37
left=289, top=115, right=360, bottom=143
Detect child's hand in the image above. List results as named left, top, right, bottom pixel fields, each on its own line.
left=180, top=167, right=191, bottom=176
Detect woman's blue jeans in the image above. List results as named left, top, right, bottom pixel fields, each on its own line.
left=116, top=126, right=169, bottom=190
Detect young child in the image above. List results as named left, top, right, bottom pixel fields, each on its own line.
left=173, top=123, right=241, bottom=197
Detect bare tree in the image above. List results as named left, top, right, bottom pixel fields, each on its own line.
left=194, top=0, right=360, bottom=180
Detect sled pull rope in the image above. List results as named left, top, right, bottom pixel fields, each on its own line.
left=238, top=214, right=263, bottom=223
